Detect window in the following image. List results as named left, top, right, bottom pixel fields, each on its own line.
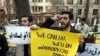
left=32, top=6, right=43, bottom=12
left=79, top=0, right=82, bottom=5
left=70, top=9, right=73, bottom=13
left=32, top=6, right=38, bottom=12
left=93, top=9, right=98, bottom=15
left=52, top=0, right=58, bottom=5
left=38, top=6, right=43, bottom=12
left=38, top=0, right=43, bottom=2
left=46, top=0, right=50, bottom=2
left=35, top=6, right=38, bottom=12
left=32, top=0, right=35, bottom=2
left=94, top=0, right=99, bottom=5
left=32, top=6, right=35, bottom=12
left=32, top=0, right=38, bottom=2
left=59, top=0, right=64, bottom=5
left=58, top=7, right=65, bottom=12
left=78, top=9, right=82, bottom=15
left=13, top=7, right=16, bottom=14
left=0, top=0, right=1, bottom=5
left=67, top=0, right=73, bottom=5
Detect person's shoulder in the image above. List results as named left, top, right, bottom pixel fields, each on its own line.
left=75, top=23, right=81, bottom=26
left=97, top=23, right=100, bottom=26
left=0, top=34, right=5, bottom=41
left=75, top=23, right=79, bottom=25
left=70, top=27, right=80, bottom=33
left=48, top=27, right=63, bottom=31
left=85, top=24, right=89, bottom=27
left=0, top=34, right=3, bottom=38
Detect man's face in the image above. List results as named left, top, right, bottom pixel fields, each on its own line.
left=80, top=21, right=85, bottom=25
left=0, top=9, right=5, bottom=16
left=60, top=14, right=70, bottom=28
left=21, top=17, right=29, bottom=26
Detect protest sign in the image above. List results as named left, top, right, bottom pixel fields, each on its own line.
left=5, top=26, right=30, bottom=44
left=77, top=43, right=100, bottom=56
left=31, top=28, right=80, bottom=56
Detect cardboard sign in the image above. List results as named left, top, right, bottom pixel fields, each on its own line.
left=31, top=28, right=80, bottom=56
left=5, top=26, right=30, bottom=44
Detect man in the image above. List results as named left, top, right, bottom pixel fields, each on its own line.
left=40, top=11, right=80, bottom=33
left=21, top=15, right=33, bottom=56
left=31, top=11, right=86, bottom=53
left=75, top=18, right=89, bottom=38
left=0, top=8, right=8, bottom=29
left=21, top=16, right=33, bottom=26
left=93, top=22, right=100, bottom=32
left=0, top=9, right=5, bottom=30
left=0, top=8, right=9, bottom=56
left=0, top=34, right=9, bottom=56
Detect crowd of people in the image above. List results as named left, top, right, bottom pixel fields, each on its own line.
left=0, top=8, right=99, bottom=56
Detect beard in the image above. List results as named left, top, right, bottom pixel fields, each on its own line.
left=81, top=23, right=84, bottom=26
left=22, top=24, right=30, bottom=26
left=60, top=22, right=70, bottom=29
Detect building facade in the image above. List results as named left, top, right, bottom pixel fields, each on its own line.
left=0, top=0, right=100, bottom=26
left=29, top=0, right=52, bottom=13
left=0, top=0, right=15, bottom=14
left=51, top=0, right=100, bottom=26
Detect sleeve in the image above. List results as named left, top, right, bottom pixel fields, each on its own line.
left=77, top=42, right=86, bottom=53
left=0, top=34, right=9, bottom=55
left=75, top=24, right=81, bottom=31
left=86, top=26, right=89, bottom=35
left=40, top=18, right=55, bottom=28
left=93, top=25, right=98, bottom=32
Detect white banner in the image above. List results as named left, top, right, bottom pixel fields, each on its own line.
left=5, top=26, right=30, bottom=44
left=77, top=43, right=100, bottom=56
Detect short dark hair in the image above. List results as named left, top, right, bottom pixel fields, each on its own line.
left=22, top=15, right=33, bottom=23
left=0, top=9, right=4, bottom=12
left=81, top=17, right=86, bottom=21
left=61, top=11, right=73, bottom=20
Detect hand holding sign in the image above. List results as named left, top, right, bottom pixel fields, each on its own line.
left=30, top=24, right=39, bottom=30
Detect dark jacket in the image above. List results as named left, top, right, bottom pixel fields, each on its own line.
left=40, top=18, right=86, bottom=53
left=93, top=24, right=98, bottom=32
left=0, top=34, right=9, bottom=56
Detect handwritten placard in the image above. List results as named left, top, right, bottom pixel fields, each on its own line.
left=77, top=43, right=100, bottom=56
left=5, top=26, right=30, bottom=44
